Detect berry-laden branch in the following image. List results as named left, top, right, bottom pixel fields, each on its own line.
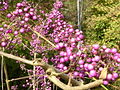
left=8, top=74, right=44, bottom=82
left=0, top=51, right=103, bottom=90
left=48, top=75, right=103, bottom=90
left=0, top=51, right=80, bottom=86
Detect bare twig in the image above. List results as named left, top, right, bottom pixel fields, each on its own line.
left=1, top=48, right=10, bottom=90
left=0, top=51, right=104, bottom=90
left=4, top=62, right=10, bottom=90
left=0, top=51, right=81, bottom=86
left=0, top=51, right=41, bottom=66
left=109, top=84, right=120, bottom=90
left=33, top=53, right=37, bottom=90
left=33, top=30, right=56, bottom=48
left=8, top=74, right=44, bottom=82
left=67, top=73, right=72, bottom=86
left=22, top=43, right=32, bottom=51
left=1, top=50, right=4, bottom=90
left=48, top=75, right=103, bottom=90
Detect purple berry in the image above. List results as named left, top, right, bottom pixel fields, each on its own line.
left=70, top=38, right=75, bottom=43
left=1, top=42, right=7, bottom=47
left=92, top=44, right=99, bottom=50
left=58, top=43, right=64, bottom=48
left=88, top=64, right=94, bottom=70
left=111, top=48, right=117, bottom=54
left=20, top=28, right=25, bottom=33
left=30, top=8, right=34, bottom=12
left=29, top=12, right=34, bottom=16
left=94, top=56, right=100, bottom=62
left=14, top=31, right=18, bottom=35
left=106, top=74, right=113, bottom=80
left=0, top=27, right=4, bottom=31
left=112, top=72, right=119, bottom=79
left=24, top=18, right=29, bottom=22
left=24, top=8, right=28, bottom=12
left=60, top=58, right=65, bottom=63
left=54, top=38, right=59, bottom=43
left=99, top=67, right=103, bottom=71
left=74, top=71, right=79, bottom=76
left=117, top=58, right=120, bottom=63
left=32, top=16, right=37, bottom=20
left=58, top=64, right=64, bottom=69
left=18, top=9, right=23, bottom=13
left=78, top=60, right=84, bottom=65
left=7, top=13, right=12, bottom=18
left=25, top=13, right=30, bottom=17
left=103, top=80, right=109, bottom=85
left=17, top=3, right=22, bottom=7
left=79, top=35, right=84, bottom=39
left=89, top=70, right=97, bottom=77
left=105, top=48, right=111, bottom=53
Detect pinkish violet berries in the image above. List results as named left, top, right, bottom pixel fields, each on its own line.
left=1, top=42, right=7, bottom=47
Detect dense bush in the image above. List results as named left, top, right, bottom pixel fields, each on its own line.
left=83, top=0, right=120, bottom=48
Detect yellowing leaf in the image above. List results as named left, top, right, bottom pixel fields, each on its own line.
left=99, top=68, right=108, bottom=79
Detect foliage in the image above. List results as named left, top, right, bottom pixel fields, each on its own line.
left=83, top=0, right=120, bottom=48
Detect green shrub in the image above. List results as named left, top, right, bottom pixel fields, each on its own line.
left=83, top=0, right=120, bottom=48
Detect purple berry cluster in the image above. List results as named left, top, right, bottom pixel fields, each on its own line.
left=53, top=0, right=63, bottom=10
left=53, top=43, right=120, bottom=85
left=0, top=0, right=8, bottom=11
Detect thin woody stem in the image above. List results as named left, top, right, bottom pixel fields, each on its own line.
left=33, top=53, right=37, bottom=90
left=93, top=77, right=108, bottom=90
left=109, top=84, right=120, bottom=90
left=4, top=62, right=10, bottom=90
left=1, top=52, right=4, bottom=90
left=33, top=30, right=56, bottom=48
left=48, top=75, right=103, bottom=90
left=1, top=48, right=10, bottom=90
left=8, top=74, right=44, bottom=82
left=67, top=73, right=72, bottom=86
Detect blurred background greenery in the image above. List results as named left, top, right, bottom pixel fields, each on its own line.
left=82, top=0, right=120, bottom=49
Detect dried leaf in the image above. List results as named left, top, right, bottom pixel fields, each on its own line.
left=99, top=68, right=107, bottom=79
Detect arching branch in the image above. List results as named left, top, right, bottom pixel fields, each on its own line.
left=0, top=51, right=80, bottom=86
left=0, top=51, right=103, bottom=90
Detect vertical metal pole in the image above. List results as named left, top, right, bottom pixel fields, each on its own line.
left=77, top=0, right=84, bottom=58
left=77, top=0, right=80, bottom=29
left=77, top=0, right=83, bottom=30
left=80, top=0, right=83, bottom=30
